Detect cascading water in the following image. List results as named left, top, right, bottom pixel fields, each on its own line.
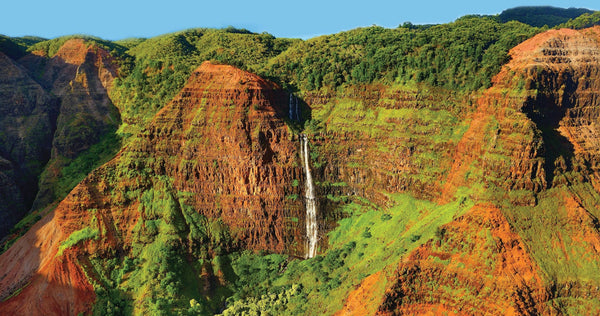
left=289, top=93, right=294, bottom=120
left=289, top=93, right=300, bottom=121
left=300, top=134, right=318, bottom=258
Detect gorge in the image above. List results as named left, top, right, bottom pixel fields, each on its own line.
left=1, top=7, right=600, bottom=316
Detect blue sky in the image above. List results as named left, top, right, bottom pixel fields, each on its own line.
left=2, top=0, right=599, bottom=40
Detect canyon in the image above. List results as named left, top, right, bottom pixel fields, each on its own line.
left=1, top=12, right=600, bottom=316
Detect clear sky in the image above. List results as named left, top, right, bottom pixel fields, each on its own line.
left=1, top=0, right=599, bottom=40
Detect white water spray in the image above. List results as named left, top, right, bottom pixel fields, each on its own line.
left=300, top=134, right=318, bottom=258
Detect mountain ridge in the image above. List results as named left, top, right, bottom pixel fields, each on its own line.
left=2, top=9, right=600, bottom=315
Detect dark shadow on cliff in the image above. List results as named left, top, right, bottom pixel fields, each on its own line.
left=277, top=90, right=313, bottom=132
left=522, top=71, right=576, bottom=188
left=0, top=52, right=60, bottom=239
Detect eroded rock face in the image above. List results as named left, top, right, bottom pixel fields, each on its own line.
left=0, top=61, right=305, bottom=315
left=130, top=61, right=304, bottom=253
left=376, top=27, right=600, bottom=315
left=444, top=27, right=600, bottom=195
left=27, top=39, right=120, bottom=211
left=0, top=51, right=58, bottom=238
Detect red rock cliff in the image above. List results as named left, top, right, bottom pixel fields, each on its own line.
left=377, top=27, right=600, bottom=315
left=26, top=39, right=121, bottom=211
left=129, top=61, right=304, bottom=252
left=0, top=61, right=306, bottom=315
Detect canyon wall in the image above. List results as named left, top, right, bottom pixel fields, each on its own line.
left=0, top=61, right=308, bottom=315
left=3, top=27, right=600, bottom=315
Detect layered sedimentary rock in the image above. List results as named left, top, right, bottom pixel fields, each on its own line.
left=376, top=27, right=600, bottom=315
left=0, top=51, right=58, bottom=238
left=129, top=61, right=304, bottom=252
left=25, top=39, right=121, bottom=210
left=0, top=61, right=305, bottom=315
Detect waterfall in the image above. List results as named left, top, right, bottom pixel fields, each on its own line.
left=289, top=93, right=294, bottom=120
left=289, top=93, right=301, bottom=121
left=300, top=134, right=318, bottom=258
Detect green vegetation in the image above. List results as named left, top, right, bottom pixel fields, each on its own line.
left=58, top=227, right=99, bottom=256
left=107, top=16, right=539, bottom=140
left=5, top=7, right=600, bottom=315
left=54, top=131, right=121, bottom=200
left=265, top=17, right=538, bottom=91
left=499, top=6, right=594, bottom=27
left=558, top=11, right=600, bottom=29
left=217, top=191, right=475, bottom=315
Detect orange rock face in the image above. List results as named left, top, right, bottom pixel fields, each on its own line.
left=442, top=27, right=600, bottom=197
left=378, top=27, right=600, bottom=315
left=0, top=61, right=307, bottom=315
left=378, top=205, right=544, bottom=315
left=130, top=61, right=304, bottom=252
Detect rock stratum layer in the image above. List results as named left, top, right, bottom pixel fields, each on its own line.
left=374, top=27, right=600, bottom=315
left=2, top=26, right=600, bottom=315
left=0, top=61, right=306, bottom=315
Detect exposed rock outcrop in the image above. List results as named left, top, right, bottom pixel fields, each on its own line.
left=0, top=51, right=58, bottom=238
left=0, top=61, right=305, bottom=315
left=28, top=39, right=120, bottom=210
left=129, top=61, right=304, bottom=252
left=378, top=27, right=600, bottom=315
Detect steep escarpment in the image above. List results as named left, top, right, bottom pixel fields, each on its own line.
left=0, top=51, right=58, bottom=238
left=4, top=18, right=600, bottom=315
left=125, top=61, right=303, bottom=253
left=376, top=27, right=600, bottom=315
left=0, top=38, right=121, bottom=245
left=24, top=38, right=121, bottom=211
left=0, top=61, right=304, bottom=315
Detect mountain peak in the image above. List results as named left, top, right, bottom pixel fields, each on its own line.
left=192, top=61, right=279, bottom=91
